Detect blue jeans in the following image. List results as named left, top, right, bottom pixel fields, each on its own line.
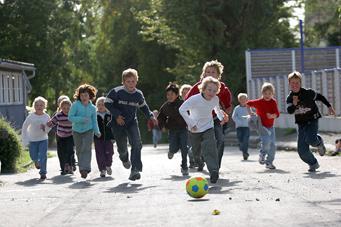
left=236, top=127, right=250, bottom=154
left=260, top=126, right=276, bottom=164
left=169, top=129, right=188, bottom=169
left=113, top=121, right=143, bottom=171
left=152, top=128, right=162, bottom=145
left=214, top=119, right=225, bottom=168
left=29, top=140, right=48, bottom=175
left=297, top=119, right=321, bottom=166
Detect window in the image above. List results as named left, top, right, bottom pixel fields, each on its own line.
left=0, top=71, right=23, bottom=105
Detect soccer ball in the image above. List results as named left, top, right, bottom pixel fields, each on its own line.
left=186, top=177, right=209, bottom=198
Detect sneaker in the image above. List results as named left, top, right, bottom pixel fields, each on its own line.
left=197, top=163, right=205, bottom=172
left=64, top=163, right=70, bottom=174
left=128, top=170, right=141, bottom=181
left=60, top=171, right=67, bottom=175
left=168, top=152, right=174, bottom=159
left=100, top=170, right=106, bottom=178
left=122, top=160, right=131, bottom=169
left=72, top=165, right=77, bottom=172
left=265, top=163, right=276, bottom=169
left=308, top=162, right=320, bottom=172
left=243, top=153, right=249, bottom=160
left=34, top=161, right=40, bottom=169
left=317, top=137, right=326, bottom=156
left=106, top=166, right=112, bottom=175
left=153, top=144, right=157, bottom=148
left=40, top=174, right=46, bottom=180
left=80, top=170, right=88, bottom=179
left=181, top=168, right=189, bottom=176
left=210, top=171, right=219, bottom=184
left=258, top=154, right=265, bottom=165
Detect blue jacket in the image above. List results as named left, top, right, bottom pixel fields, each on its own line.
left=68, top=100, right=100, bottom=134
left=105, top=86, right=152, bottom=127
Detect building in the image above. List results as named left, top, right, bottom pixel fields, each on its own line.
left=0, top=59, right=36, bottom=128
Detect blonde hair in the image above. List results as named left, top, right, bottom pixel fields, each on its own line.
left=57, top=95, right=70, bottom=111
left=261, top=82, right=275, bottom=94
left=200, top=60, right=224, bottom=80
left=122, top=68, right=139, bottom=82
left=288, top=71, right=302, bottom=82
left=199, top=76, right=221, bottom=94
left=237, top=93, right=248, bottom=100
left=59, top=99, right=71, bottom=110
left=96, top=96, right=106, bottom=106
left=180, top=84, right=192, bottom=95
left=32, top=96, right=48, bottom=113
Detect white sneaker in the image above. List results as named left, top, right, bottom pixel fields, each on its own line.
left=100, top=170, right=106, bottom=177
left=106, top=166, right=112, bottom=175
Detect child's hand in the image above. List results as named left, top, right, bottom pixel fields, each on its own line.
left=266, top=113, right=276, bottom=119
left=95, top=132, right=101, bottom=138
left=191, top=126, right=198, bottom=132
left=151, top=116, right=158, bottom=126
left=46, top=121, right=53, bottom=127
left=40, top=124, right=46, bottom=131
left=220, top=112, right=229, bottom=125
left=328, top=106, right=336, bottom=116
left=116, top=115, right=125, bottom=126
left=293, top=96, right=299, bottom=106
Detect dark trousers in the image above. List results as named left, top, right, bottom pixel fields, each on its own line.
left=94, top=139, right=114, bottom=171
left=214, top=119, right=225, bottom=168
left=169, top=129, right=188, bottom=169
left=236, top=127, right=250, bottom=154
left=56, top=135, right=75, bottom=171
left=112, top=121, right=143, bottom=171
left=297, top=119, right=321, bottom=166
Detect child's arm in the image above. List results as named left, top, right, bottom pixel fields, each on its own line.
left=91, top=109, right=101, bottom=137
left=47, top=113, right=58, bottom=128
left=286, top=94, right=296, bottom=114
left=68, top=103, right=86, bottom=123
left=138, top=92, right=153, bottom=120
left=213, top=97, right=228, bottom=125
left=232, top=107, right=242, bottom=126
left=220, top=84, right=233, bottom=114
left=315, top=92, right=336, bottom=115
left=21, top=114, right=31, bottom=146
left=157, top=105, right=167, bottom=130
left=179, top=98, right=196, bottom=130
left=104, top=88, right=122, bottom=120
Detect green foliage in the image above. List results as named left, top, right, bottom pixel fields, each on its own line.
left=0, top=117, right=25, bottom=173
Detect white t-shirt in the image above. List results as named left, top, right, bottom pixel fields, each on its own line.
left=179, top=93, right=224, bottom=133
left=22, top=112, right=50, bottom=145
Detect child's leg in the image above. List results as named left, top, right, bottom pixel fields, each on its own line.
left=298, top=124, right=318, bottom=166
left=201, top=128, right=219, bottom=173
left=94, top=139, right=106, bottom=171
left=178, top=129, right=188, bottom=169
left=241, top=127, right=250, bottom=154
left=236, top=127, right=244, bottom=152
left=214, top=120, right=225, bottom=168
left=127, top=123, right=143, bottom=172
left=190, top=132, right=203, bottom=166
left=112, top=126, right=129, bottom=163
left=260, top=132, right=272, bottom=163
left=29, top=141, right=39, bottom=163
left=56, top=136, right=64, bottom=171
left=65, top=136, right=74, bottom=167
left=169, top=130, right=180, bottom=155
left=104, top=140, right=114, bottom=168
left=157, top=130, right=162, bottom=144
left=152, top=129, right=158, bottom=146
left=81, top=130, right=93, bottom=172
left=266, top=127, right=276, bottom=164
left=37, top=140, right=48, bottom=175
left=304, top=120, right=323, bottom=147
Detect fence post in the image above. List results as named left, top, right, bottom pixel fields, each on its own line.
left=291, top=50, right=296, bottom=71
left=336, top=48, right=340, bottom=69
left=245, top=50, right=252, bottom=98
left=321, top=70, right=328, bottom=114
left=334, top=69, right=340, bottom=116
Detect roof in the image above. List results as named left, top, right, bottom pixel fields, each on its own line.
left=0, top=59, right=36, bottom=71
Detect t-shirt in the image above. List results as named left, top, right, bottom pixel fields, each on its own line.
left=246, top=98, right=280, bottom=128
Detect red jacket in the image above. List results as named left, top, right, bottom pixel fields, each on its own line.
left=185, top=81, right=232, bottom=114
left=247, top=98, right=280, bottom=128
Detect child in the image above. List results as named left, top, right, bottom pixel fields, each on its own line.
left=185, top=60, right=232, bottom=169
left=47, top=99, right=74, bottom=175
left=180, top=84, right=196, bottom=168
left=247, top=82, right=280, bottom=169
left=157, top=83, right=189, bottom=176
left=232, top=93, right=250, bottom=160
left=147, top=110, right=162, bottom=148
left=22, top=96, right=51, bottom=180
left=179, top=76, right=228, bottom=183
left=68, top=84, right=100, bottom=179
left=286, top=71, right=335, bottom=171
left=94, top=97, right=115, bottom=178
left=105, top=68, right=156, bottom=181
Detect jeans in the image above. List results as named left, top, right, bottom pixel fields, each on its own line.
left=94, top=139, right=114, bottom=171
left=73, top=130, right=94, bottom=172
left=56, top=135, right=75, bottom=172
left=112, top=121, right=143, bottom=171
left=152, top=128, right=162, bottom=145
left=297, top=119, right=321, bottom=166
left=169, top=129, right=188, bottom=169
left=214, top=119, right=225, bottom=168
left=260, top=126, right=276, bottom=164
left=190, top=128, right=218, bottom=174
left=236, top=127, right=250, bottom=154
left=29, top=140, right=48, bottom=175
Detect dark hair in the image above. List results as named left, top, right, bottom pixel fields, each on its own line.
left=73, top=84, right=97, bottom=101
left=336, top=139, right=341, bottom=144
left=166, top=82, right=179, bottom=95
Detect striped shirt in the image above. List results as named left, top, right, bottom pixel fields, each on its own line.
left=49, top=111, right=73, bottom=137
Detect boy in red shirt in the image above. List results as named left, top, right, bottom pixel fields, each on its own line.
left=185, top=60, right=232, bottom=169
left=247, top=82, right=280, bottom=169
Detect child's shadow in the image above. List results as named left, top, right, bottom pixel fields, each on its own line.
left=92, top=176, right=114, bottom=182
left=105, top=183, right=156, bottom=194
left=68, top=180, right=94, bottom=189
left=50, top=175, right=74, bottom=184
left=15, top=178, right=41, bottom=186
left=256, top=169, right=290, bottom=174
left=304, top=171, right=339, bottom=179
left=161, top=175, right=190, bottom=181
left=208, top=179, right=242, bottom=194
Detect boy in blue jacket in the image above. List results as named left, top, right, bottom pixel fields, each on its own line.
left=105, top=68, right=156, bottom=181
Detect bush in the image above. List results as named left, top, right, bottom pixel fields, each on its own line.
left=0, top=117, right=25, bottom=173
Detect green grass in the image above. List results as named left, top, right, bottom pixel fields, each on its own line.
left=15, top=150, right=56, bottom=173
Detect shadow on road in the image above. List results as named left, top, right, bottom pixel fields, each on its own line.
left=256, top=169, right=290, bottom=174
left=161, top=175, right=190, bottom=181
left=208, top=179, right=242, bottom=194
left=105, top=183, right=156, bottom=194
left=92, top=176, right=114, bottom=182
left=187, top=198, right=210, bottom=202
left=69, top=180, right=94, bottom=189
left=50, top=175, right=74, bottom=184
left=15, top=178, right=48, bottom=186
left=304, top=171, right=339, bottom=179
